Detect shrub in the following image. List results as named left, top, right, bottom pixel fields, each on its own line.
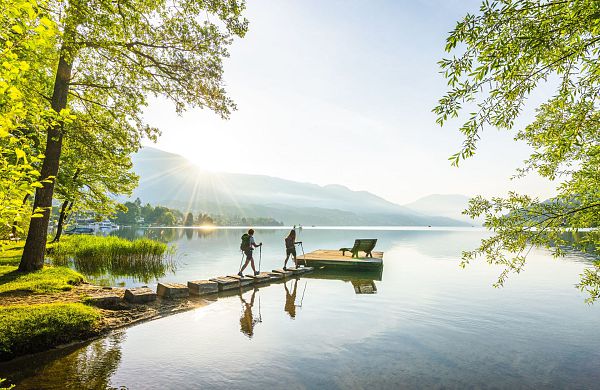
left=0, top=303, right=100, bottom=361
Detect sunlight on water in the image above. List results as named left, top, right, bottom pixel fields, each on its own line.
left=3, top=228, right=600, bottom=389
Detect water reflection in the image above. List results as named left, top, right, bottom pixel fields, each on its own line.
left=239, top=288, right=261, bottom=338
left=5, top=229, right=598, bottom=389
left=305, top=267, right=382, bottom=282
left=304, top=269, right=379, bottom=295
left=3, top=332, right=125, bottom=389
left=283, top=279, right=298, bottom=319
left=351, top=280, right=377, bottom=294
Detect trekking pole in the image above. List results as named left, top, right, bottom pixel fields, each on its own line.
left=299, top=242, right=306, bottom=266
left=298, top=281, right=308, bottom=307
left=258, top=294, right=262, bottom=323
left=239, top=251, right=245, bottom=273
left=258, top=245, right=262, bottom=273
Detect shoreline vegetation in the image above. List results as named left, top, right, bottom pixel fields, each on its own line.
left=50, top=236, right=176, bottom=284
left=0, top=236, right=194, bottom=362
left=111, top=198, right=284, bottom=228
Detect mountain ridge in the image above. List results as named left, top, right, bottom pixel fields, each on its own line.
left=128, top=147, right=470, bottom=226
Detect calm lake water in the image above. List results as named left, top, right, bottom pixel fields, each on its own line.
left=3, top=227, right=600, bottom=389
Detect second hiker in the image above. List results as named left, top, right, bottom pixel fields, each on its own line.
left=283, top=229, right=301, bottom=270
left=239, top=228, right=262, bottom=277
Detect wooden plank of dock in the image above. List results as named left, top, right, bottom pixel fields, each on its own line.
left=299, top=250, right=383, bottom=269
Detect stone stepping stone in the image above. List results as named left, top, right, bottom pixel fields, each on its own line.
left=283, top=267, right=306, bottom=275
left=272, top=269, right=294, bottom=277
left=267, top=272, right=285, bottom=280
left=292, top=266, right=314, bottom=274
left=244, top=272, right=272, bottom=284
left=157, top=282, right=189, bottom=299
left=227, top=275, right=253, bottom=287
left=86, top=295, right=120, bottom=308
left=124, top=287, right=156, bottom=303
left=209, top=276, right=241, bottom=291
left=187, top=280, right=218, bottom=296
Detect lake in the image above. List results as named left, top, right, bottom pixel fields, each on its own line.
left=3, top=227, right=600, bottom=389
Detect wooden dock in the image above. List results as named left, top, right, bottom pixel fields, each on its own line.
left=298, top=249, right=383, bottom=270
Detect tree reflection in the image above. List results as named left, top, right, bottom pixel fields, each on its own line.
left=11, top=332, right=125, bottom=389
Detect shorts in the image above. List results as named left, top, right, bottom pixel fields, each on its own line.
left=245, top=250, right=253, bottom=259
left=286, top=248, right=296, bottom=257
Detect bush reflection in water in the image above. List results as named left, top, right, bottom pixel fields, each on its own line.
left=50, top=235, right=176, bottom=284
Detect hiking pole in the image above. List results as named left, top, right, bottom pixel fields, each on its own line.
left=239, top=251, right=245, bottom=273
left=258, top=294, right=262, bottom=323
left=297, top=281, right=308, bottom=307
left=258, top=245, right=262, bottom=273
left=298, top=242, right=306, bottom=266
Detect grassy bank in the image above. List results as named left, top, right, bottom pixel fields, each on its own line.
left=0, top=242, right=84, bottom=294
left=0, top=266, right=84, bottom=294
left=0, top=236, right=173, bottom=362
left=0, top=303, right=100, bottom=361
left=0, top=241, right=96, bottom=362
left=50, top=235, right=175, bottom=282
left=0, top=242, right=24, bottom=266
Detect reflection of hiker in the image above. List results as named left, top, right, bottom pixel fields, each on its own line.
left=239, top=288, right=259, bottom=338
left=284, top=279, right=298, bottom=319
left=238, top=229, right=262, bottom=277
left=283, top=229, right=301, bottom=270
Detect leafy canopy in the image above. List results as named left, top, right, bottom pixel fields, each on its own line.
left=434, top=0, right=600, bottom=301
left=0, top=0, right=58, bottom=239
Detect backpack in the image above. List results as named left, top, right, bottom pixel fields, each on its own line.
left=240, top=233, right=251, bottom=251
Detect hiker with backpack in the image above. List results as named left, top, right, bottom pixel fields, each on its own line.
left=238, top=228, right=262, bottom=277
left=283, top=229, right=301, bottom=270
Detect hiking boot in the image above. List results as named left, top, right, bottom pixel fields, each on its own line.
left=254, top=271, right=260, bottom=276
left=283, top=267, right=287, bottom=271
left=238, top=272, right=244, bottom=278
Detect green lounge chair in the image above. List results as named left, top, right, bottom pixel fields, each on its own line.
left=339, top=239, right=377, bottom=258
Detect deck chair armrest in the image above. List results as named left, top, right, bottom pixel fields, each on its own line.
left=339, top=247, right=352, bottom=256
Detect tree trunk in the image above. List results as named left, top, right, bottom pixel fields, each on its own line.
left=18, top=53, right=73, bottom=272
left=51, top=200, right=71, bottom=243
left=11, top=194, right=30, bottom=238
left=52, top=168, right=80, bottom=243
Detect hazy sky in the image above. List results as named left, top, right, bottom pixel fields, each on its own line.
left=142, top=0, right=556, bottom=205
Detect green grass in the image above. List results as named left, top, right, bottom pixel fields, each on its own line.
left=0, top=303, right=100, bottom=361
left=0, top=266, right=84, bottom=294
left=0, top=378, right=14, bottom=390
left=50, top=235, right=175, bottom=283
left=0, top=242, right=24, bottom=266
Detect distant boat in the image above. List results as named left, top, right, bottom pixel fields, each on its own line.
left=64, top=227, right=94, bottom=235
left=73, top=219, right=119, bottom=233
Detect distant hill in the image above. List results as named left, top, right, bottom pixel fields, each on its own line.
left=128, top=147, right=469, bottom=226
left=403, top=194, right=480, bottom=225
